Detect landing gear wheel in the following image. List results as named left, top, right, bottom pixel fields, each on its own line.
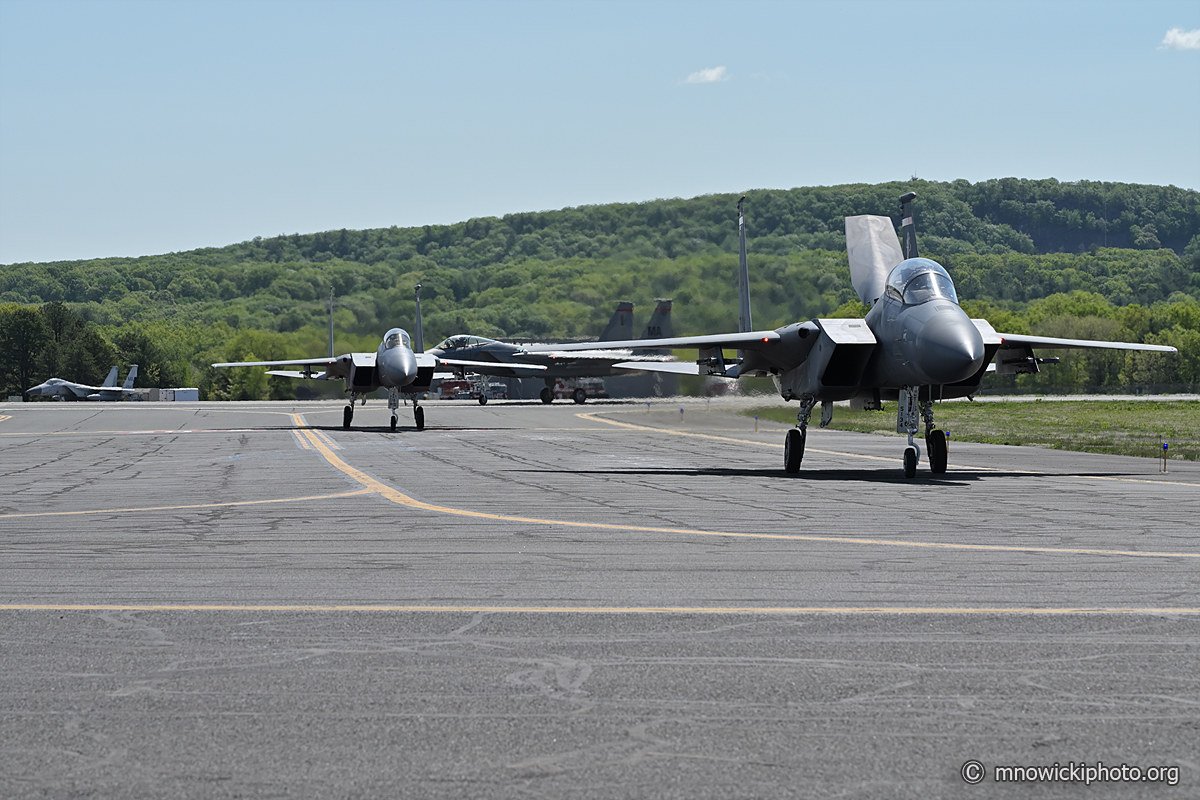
left=390, top=414, right=397, bottom=432
left=572, top=388, right=586, bottom=405
left=903, top=446, right=918, bottom=479
left=478, top=395, right=488, bottom=405
left=926, top=429, right=947, bottom=474
left=540, top=387, right=553, bottom=405
left=784, top=428, right=806, bottom=474
left=414, top=406, right=425, bottom=431
left=343, top=405, right=353, bottom=430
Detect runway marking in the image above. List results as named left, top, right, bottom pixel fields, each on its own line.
left=0, top=488, right=372, bottom=519
left=0, top=427, right=273, bottom=437
left=576, top=411, right=1200, bottom=488
left=288, top=416, right=1200, bottom=561
left=310, top=428, right=341, bottom=450
left=3, top=604, right=1199, bottom=615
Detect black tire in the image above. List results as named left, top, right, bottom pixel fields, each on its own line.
left=572, top=388, right=586, bottom=405
left=343, top=405, right=352, bottom=430
left=415, top=406, right=425, bottom=431
left=926, top=429, right=947, bottom=474
left=390, top=415, right=397, bottom=432
left=784, top=428, right=805, bottom=473
left=478, top=395, right=488, bottom=405
left=540, top=387, right=553, bottom=405
left=903, top=446, right=918, bottom=479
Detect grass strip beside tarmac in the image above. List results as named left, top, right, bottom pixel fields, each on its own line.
left=745, top=400, right=1199, bottom=461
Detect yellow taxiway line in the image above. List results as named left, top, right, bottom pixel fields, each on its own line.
left=2, top=604, right=1198, bottom=615
left=0, top=488, right=372, bottom=519
left=288, top=415, right=1200, bottom=561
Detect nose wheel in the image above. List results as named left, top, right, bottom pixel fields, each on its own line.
left=414, top=405, right=425, bottom=431
left=540, top=387, right=553, bottom=404
left=903, top=446, right=918, bottom=478
left=390, top=414, right=397, bottom=431
left=343, top=405, right=353, bottom=430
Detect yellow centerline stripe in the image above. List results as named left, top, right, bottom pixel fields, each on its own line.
left=2, top=604, right=1198, bottom=615
left=577, top=411, right=1200, bottom=488
left=0, top=489, right=372, bottom=519
left=288, top=416, right=1199, bottom=560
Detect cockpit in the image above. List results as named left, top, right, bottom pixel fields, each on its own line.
left=884, top=258, right=959, bottom=305
left=384, top=329, right=412, bottom=350
left=433, top=335, right=497, bottom=351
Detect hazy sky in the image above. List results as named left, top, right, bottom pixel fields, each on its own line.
left=1, top=0, right=1197, bottom=264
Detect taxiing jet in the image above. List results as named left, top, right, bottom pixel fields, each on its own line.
left=212, top=287, right=551, bottom=430
left=524, top=194, right=1178, bottom=477
left=26, top=365, right=139, bottom=401
left=430, top=299, right=691, bottom=405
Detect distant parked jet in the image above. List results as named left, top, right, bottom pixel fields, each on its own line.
left=26, top=365, right=139, bottom=401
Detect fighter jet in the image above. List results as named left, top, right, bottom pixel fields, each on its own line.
left=212, top=287, right=550, bottom=431
left=429, top=299, right=689, bottom=405
left=26, top=365, right=139, bottom=401
left=524, top=194, right=1179, bottom=477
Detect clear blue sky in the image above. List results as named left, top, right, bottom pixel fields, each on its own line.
left=1, top=0, right=1196, bottom=264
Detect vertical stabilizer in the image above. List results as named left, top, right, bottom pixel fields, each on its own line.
left=737, top=196, right=752, bottom=333
left=413, top=284, right=425, bottom=353
left=641, top=299, right=673, bottom=340
left=599, top=301, right=634, bottom=342
left=122, top=365, right=138, bottom=389
left=845, top=215, right=905, bottom=305
left=101, top=366, right=119, bottom=388
left=899, top=191, right=918, bottom=260
left=328, top=287, right=335, bottom=359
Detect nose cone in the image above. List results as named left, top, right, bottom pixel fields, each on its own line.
left=916, top=313, right=985, bottom=384
left=377, top=346, right=418, bottom=387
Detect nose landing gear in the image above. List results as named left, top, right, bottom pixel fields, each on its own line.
left=343, top=403, right=354, bottom=430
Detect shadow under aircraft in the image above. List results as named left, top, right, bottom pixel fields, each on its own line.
left=524, top=193, right=1178, bottom=478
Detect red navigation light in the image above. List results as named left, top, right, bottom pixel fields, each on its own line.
left=762, top=337, right=770, bottom=342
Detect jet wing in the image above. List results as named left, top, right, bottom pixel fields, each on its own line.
left=415, top=353, right=548, bottom=373
left=212, top=354, right=357, bottom=380
left=265, top=370, right=331, bottom=379
left=521, top=330, right=782, bottom=353
left=612, top=361, right=702, bottom=375
left=995, top=333, right=1178, bottom=352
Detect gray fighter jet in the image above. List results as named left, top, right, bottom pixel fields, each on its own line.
left=525, top=194, right=1178, bottom=477
left=212, top=293, right=549, bottom=431
left=26, top=365, right=139, bottom=401
left=430, top=300, right=688, bottom=405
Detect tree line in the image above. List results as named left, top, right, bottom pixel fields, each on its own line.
left=0, top=178, right=1196, bottom=399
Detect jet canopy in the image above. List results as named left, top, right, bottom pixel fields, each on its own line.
left=434, top=335, right=497, bottom=351
left=384, top=329, right=413, bottom=350
left=885, top=258, right=959, bottom=306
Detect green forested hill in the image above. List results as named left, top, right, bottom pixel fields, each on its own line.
left=1, top=178, right=1198, bottom=399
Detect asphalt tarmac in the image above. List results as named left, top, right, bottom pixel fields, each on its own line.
left=1, top=399, right=1197, bottom=799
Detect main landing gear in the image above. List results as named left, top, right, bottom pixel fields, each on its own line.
left=343, top=393, right=363, bottom=429
left=540, top=387, right=553, bottom=405
left=783, top=395, right=816, bottom=474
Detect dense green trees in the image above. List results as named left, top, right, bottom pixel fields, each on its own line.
left=1, top=179, right=1196, bottom=400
